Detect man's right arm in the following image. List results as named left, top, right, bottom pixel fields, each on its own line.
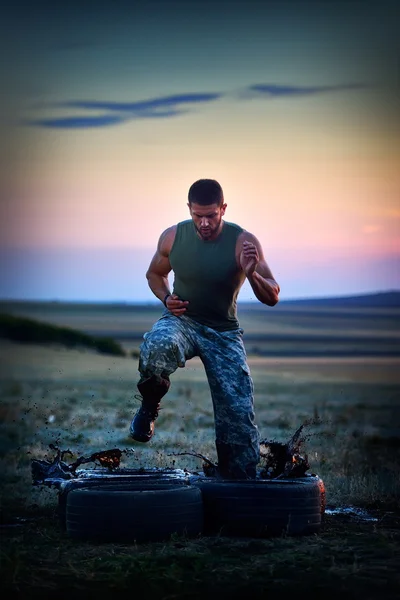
left=146, top=226, right=189, bottom=316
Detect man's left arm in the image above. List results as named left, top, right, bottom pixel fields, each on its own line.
left=240, top=233, right=280, bottom=306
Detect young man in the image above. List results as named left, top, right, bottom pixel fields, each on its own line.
left=130, top=179, right=280, bottom=479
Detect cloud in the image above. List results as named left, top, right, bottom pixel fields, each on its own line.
left=245, top=83, right=370, bottom=98
left=25, top=93, right=223, bottom=129
left=23, top=114, right=129, bottom=128
left=62, top=93, right=223, bottom=112
left=22, top=84, right=370, bottom=130
left=23, top=109, right=193, bottom=129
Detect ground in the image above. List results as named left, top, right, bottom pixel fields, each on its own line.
left=1, top=302, right=399, bottom=598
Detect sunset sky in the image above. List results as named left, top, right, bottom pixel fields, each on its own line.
left=1, top=0, right=399, bottom=302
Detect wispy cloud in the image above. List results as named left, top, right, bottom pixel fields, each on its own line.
left=62, top=93, right=222, bottom=112
left=23, top=84, right=370, bottom=129
left=24, top=93, right=223, bottom=129
left=23, top=114, right=129, bottom=128
left=245, top=83, right=370, bottom=98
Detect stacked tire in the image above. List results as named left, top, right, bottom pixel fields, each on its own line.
left=63, top=470, right=325, bottom=542
left=58, top=467, right=187, bottom=528
left=66, top=480, right=203, bottom=543
left=189, top=474, right=325, bottom=537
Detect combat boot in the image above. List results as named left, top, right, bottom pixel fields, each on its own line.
left=129, top=375, right=170, bottom=442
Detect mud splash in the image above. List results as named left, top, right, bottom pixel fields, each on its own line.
left=169, top=421, right=318, bottom=478
left=259, top=421, right=313, bottom=478
left=31, top=444, right=126, bottom=485
left=31, top=444, right=190, bottom=489
left=31, top=420, right=326, bottom=486
left=168, top=451, right=218, bottom=477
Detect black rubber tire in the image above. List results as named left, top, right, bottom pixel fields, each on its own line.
left=58, top=469, right=189, bottom=528
left=189, top=474, right=325, bottom=537
left=66, top=482, right=203, bottom=542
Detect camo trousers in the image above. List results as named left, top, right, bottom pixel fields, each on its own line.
left=138, top=312, right=260, bottom=476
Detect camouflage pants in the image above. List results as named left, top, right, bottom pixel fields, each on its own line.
left=138, top=312, right=260, bottom=477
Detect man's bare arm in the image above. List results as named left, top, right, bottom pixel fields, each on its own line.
left=239, top=233, right=280, bottom=306
left=145, top=228, right=173, bottom=303
left=146, top=226, right=189, bottom=315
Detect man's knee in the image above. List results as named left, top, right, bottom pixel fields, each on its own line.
left=139, top=332, right=184, bottom=378
left=141, top=333, right=180, bottom=362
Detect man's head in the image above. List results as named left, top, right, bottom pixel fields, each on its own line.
left=187, top=179, right=227, bottom=240
left=188, top=179, right=224, bottom=207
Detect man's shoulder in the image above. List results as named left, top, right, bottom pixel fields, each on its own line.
left=235, top=227, right=257, bottom=241
left=224, top=221, right=244, bottom=233
left=159, top=221, right=193, bottom=252
left=158, top=224, right=178, bottom=254
left=161, top=224, right=178, bottom=238
left=177, top=220, right=192, bottom=228
left=234, top=228, right=261, bottom=249
left=224, top=221, right=247, bottom=241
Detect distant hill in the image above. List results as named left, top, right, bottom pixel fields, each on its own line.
left=283, top=291, right=400, bottom=307
left=0, top=290, right=399, bottom=310
left=240, top=291, right=400, bottom=310
left=1, top=290, right=398, bottom=358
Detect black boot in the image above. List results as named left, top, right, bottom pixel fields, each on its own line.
left=216, top=440, right=257, bottom=480
left=129, top=375, right=170, bottom=442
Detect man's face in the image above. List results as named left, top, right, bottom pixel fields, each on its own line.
left=188, top=202, right=227, bottom=240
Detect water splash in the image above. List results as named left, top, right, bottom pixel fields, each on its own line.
left=325, top=506, right=378, bottom=522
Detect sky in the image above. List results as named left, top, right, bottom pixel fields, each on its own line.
left=0, top=0, right=399, bottom=302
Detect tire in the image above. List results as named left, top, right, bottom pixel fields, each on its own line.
left=66, top=482, right=203, bottom=542
left=58, top=468, right=189, bottom=527
left=189, top=474, right=325, bottom=537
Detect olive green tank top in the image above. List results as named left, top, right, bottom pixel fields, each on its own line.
left=169, top=220, right=245, bottom=331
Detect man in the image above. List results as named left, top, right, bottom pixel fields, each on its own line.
left=130, top=179, right=280, bottom=479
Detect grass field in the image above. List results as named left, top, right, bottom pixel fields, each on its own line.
left=1, top=300, right=400, bottom=598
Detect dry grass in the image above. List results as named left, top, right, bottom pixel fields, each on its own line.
left=1, top=339, right=399, bottom=512
left=1, top=307, right=399, bottom=599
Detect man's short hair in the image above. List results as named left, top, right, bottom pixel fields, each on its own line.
left=188, top=179, right=224, bottom=206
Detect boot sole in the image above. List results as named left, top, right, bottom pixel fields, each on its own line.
left=129, top=428, right=153, bottom=443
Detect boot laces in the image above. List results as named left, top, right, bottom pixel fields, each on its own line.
left=133, top=394, right=162, bottom=419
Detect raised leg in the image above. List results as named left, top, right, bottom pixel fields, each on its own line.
left=130, top=314, right=198, bottom=442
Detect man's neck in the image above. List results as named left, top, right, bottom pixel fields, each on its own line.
left=195, top=220, right=225, bottom=242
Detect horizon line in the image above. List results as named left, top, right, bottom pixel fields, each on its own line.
left=0, top=289, right=399, bottom=305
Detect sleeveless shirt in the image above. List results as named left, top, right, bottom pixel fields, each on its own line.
left=169, top=220, right=244, bottom=331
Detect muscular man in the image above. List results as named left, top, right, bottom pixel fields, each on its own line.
left=130, top=179, right=280, bottom=479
